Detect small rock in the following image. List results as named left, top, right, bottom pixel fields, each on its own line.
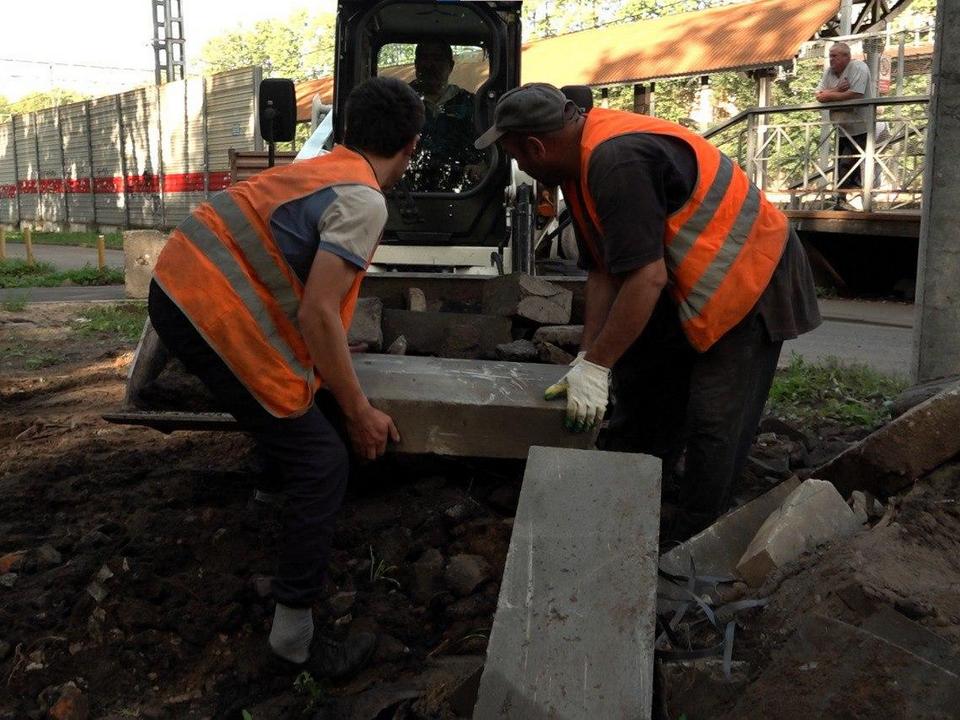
left=372, top=633, right=410, bottom=663
left=445, top=554, right=492, bottom=597
left=348, top=297, right=384, bottom=351
left=386, top=335, right=407, bottom=355
left=445, top=593, right=496, bottom=620
left=495, top=339, right=539, bottom=362
left=0, top=640, right=10, bottom=661
left=850, top=491, right=870, bottom=524
left=35, top=544, right=62, bottom=567
left=77, top=530, right=111, bottom=549
left=328, top=591, right=356, bottom=617
left=487, top=484, right=520, bottom=514
left=0, top=573, right=17, bottom=589
left=406, top=287, right=427, bottom=312
left=536, top=341, right=574, bottom=365
left=48, top=683, right=89, bottom=720
left=96, top=565, right=114, bottom=583
left=411, top=548, right=445, bottom=604
left=86, top=582, right=108, bottom=603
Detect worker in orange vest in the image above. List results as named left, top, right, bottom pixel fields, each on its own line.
left=148, top=77, right=424, bottom=677
left=477, top=84, right=822, bottom=533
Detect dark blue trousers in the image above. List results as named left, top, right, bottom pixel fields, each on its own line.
left=148, top=280, right=348, bottom=608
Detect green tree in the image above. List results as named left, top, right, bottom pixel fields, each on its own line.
left=4, top=89, right=90, bottom=116
left=199, top=9, right=335, bottom=81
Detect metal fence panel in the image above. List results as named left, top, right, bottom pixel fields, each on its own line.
left=36, top=107, right=66, bottom=223
left=60, top=102, right=95, bottom=224
left=205, top=66, right=261, bottom=185
left=15, top=114, right=38, bottom=221
left=89, top=96, right=126, bottom=226
left=121, top=87, right=162, bottom=228
left=0, top=122, right=17, bottom=225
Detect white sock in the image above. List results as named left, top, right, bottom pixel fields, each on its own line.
left=268, top=603, right=313, bottom=664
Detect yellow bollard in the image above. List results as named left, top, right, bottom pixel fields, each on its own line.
left=24, top=227, right=34, bottom=266
left=97, top=234, right=106, bottom=271
left=0, top=227, right=5, bottom=260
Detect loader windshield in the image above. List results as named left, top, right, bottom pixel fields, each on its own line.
left=378, top=42, right=491, bottom=194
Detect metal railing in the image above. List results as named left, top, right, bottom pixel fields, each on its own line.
left=705, top=95, right=929, bottom=212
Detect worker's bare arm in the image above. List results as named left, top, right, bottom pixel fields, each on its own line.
left=583, top=259, right=668, bottom=369
left=300, top=251, right=399, bottom=459
left=581, top=269, right=620, bottom=353
left=815, top=89, right=864, bottom=103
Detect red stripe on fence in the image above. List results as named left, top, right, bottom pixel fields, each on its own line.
left=4, top=173, right=234, bottom=196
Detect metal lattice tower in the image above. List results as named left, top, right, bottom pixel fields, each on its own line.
left=152, top=0, right=185, bottom=84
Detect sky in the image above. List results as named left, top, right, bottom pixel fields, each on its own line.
left=1, top=0, right=336, bottom=101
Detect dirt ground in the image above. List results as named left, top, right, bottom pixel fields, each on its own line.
left=3, top=302, right=960, bottom=720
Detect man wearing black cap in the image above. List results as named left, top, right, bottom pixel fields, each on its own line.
left=477, top=83, right=821, bottom=530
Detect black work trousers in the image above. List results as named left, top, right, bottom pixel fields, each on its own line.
left=599, top=293, right=782, bottom=521
left=148, top=280, right=348, bottom=608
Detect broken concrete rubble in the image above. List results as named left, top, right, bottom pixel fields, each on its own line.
left=474, top=447, right=661, bottom=719
left=532, top=324, right=583, bottom=348
left=348, top=297, right=383, bottom=351
left=123, top=229, right=167, bottom=299
left=494, top=339, right=539, bottom=362
left=481, top=273, right=573, bottom=325
left=536, top=340, right=574, bottom=365
left=381, top=309, right=512, bottom=359
left=817, top=384, right=960, bottom=497
left=405, top=287, right=427, bottom=312
left=660, top=476, right=800, bottom=579
left=736, top=479, right=861, bottom=587
left=386, top=335, right=407, bottom=355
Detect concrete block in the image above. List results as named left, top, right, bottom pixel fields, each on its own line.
left=474, top=447, right=661, bottom=719
left=736, top=479, right=860, bottom=587
left=354, top=355, right=598, bottom=459
left=381, top=309, right=512, bottom=359
left=348, top=297, right=383, bottom=351
left=482, top=273, right=573, bottom=325
left=405, top=287, right=427, bottom=312
left=123, top=230, right=167, bottom=299
left=817, top=385, right=960, bottom=496
left=660, top=476, right=800, bottom=579
left=532, top=324, right=583, bottom=348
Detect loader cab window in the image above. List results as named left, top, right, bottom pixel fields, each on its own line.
left=378, top=42, right=491, bottom=194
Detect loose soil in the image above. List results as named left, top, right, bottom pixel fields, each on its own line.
left=3, top=302, right=959, bottom=720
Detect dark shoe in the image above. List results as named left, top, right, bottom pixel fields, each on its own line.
left=269, top=632, right=377, bottom=680
left=307, top=632, right=377, bottom=679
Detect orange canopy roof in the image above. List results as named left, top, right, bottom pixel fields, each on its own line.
left=296, top=0, right=840, bottom=120
left=520, top=0, right=840, bottom=86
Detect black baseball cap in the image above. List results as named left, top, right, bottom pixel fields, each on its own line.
left=474, top=82, right=577, bottom=149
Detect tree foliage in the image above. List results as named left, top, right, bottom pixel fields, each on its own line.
left=199, top=9, right=335, bottom=81
left=0, top=89, right=91, bottom=119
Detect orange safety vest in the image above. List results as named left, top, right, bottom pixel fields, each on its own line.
left=562, top=109, right=788, bottom=352
left=153, top=145, right=383, bottom=417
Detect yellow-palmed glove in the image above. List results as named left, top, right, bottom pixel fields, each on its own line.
left=544, top=353, right=610, bottom=432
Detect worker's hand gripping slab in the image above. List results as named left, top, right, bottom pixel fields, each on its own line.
left=544, top=352, right=610, bottom=432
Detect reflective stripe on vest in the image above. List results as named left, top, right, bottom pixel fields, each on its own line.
left=572, top=109, right=788, bottom=352
left=153, top=145, right=382, bottom=417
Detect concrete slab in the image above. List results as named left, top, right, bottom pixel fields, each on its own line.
left=123, top=230, right=167, bottom=299
left=736, top=479, right=860, bottom=587
left=818, top=385, right=960, bottom=497
left=354, top=356, right=598, bottom=459
left=348, top=297, right=383, bottom=351
left=482, top=273, right=573, bottom=325
left=474, top=447, right=661, bottom=719
left=660, top=476, right=800, bottom=579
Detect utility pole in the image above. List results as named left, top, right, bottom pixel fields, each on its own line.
left=912, top=0, right=960, bottom=382
left=152, top=0, right=186, bottom=85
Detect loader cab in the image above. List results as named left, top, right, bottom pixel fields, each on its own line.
left=334, top=0, right=522, bottom=272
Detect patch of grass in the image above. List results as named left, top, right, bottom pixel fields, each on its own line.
left=293, top=671, right=327, bottom=712
left=1, top=293, right=28, bottom=311
left=0, top=341, right=59, bottom=370
left=768, top=354, right=907, bottom=428
left=0, top=258, right=123, bottom=288
left=25, top=353, right=60, bottom=370
left=74, top=302, right=147, bottom=342
left=369, top=545, right=401, bottom=590
left=4, top=229, right=123, bottom=250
